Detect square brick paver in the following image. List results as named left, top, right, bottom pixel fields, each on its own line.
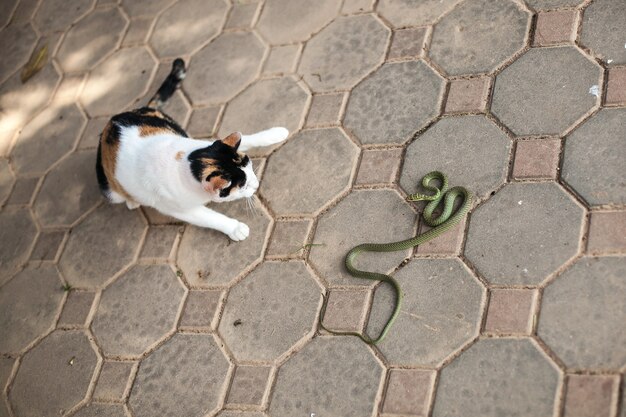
left=605, top=66, right=626, bottom=106
left=416, top=217, right=466, bottom=255
left=512, top=138, right=561, bottom=180
left=227, top=365, right=271, bottom=405
left=186, top=106, right=220, bottom=139
left=321, top=289, right=368, bottom=332
left=122, top=18, right=154, bottom=47
left=563, top=374, right=618, bottom=417
left=179, top=290, right=222, bottom=328
left=533, top=10, right=577, bottom=46
left=305, top=93, right=344, bottom=127
left=266, top=219, right=311, bottom=258
left=445, top=77, right=490, bottom=113
left=6, top=177, right=38, bottom=205
left=355, top=148, right=402, bottom=185
left=484, top=289, right=536, bottom=334
left=58, top=291, right=95, bottom=326
left=263, top=45, right=300, bottom=75
left=30, top=231, right=65, bottom=261
left=93, top=361, right=135, bottom=401
left=382, top=369, right=435, bottom=416
left=140, top=225, right=180, bottom=259
left=225, top=2, right=259, bottom=29
left=587, top=211, right=626, bottom=255
left=388, top=28, right=427, bottom=60
left=342, top=0, right=374, bottom=14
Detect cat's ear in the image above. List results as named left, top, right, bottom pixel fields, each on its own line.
left=203, top=174, right=231, bottom=194
left=222, top=132, right=241, bottom=150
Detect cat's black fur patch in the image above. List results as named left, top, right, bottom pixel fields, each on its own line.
left=95, top=140, right=109, bottom=194
left=188, top=141, right=248, bottom=197
left=148, top=58, right=186, bottom=108
left=110, top=109, right=188, bottom=139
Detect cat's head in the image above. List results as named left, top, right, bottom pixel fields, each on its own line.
left=188, top=132, right=259, bottom=202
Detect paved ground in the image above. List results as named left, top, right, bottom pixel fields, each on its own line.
left=0, top=0, right=625, bottom=416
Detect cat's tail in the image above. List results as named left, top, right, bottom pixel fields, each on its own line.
left=147, top=58, right=186, bottom=109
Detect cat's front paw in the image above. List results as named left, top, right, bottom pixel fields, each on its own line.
left=227, top=221, right=250, bottom=241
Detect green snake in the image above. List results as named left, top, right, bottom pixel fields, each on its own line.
left=318, top=171, right=472, bottom=345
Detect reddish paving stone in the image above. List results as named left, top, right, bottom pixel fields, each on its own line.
left=432, top=339, right=560, bottom=417
left=149, top=0, right=227, bottom=58
left=256, top=0, right=340, bottom=45
left=388, top=27, right=427, bottom=60
left=445, top=77, right=490, bottom=114
left=587, top=211, right=626, bottom=255
left=512, top=138, right=561, bottom=179
left=31, top=231, right=65, bottom=261
left=383, top=369, right=435, bottom=416
left=321, top=289, right=368, bottom=332
left=58, top=291, right=95, bottom=326
left=6, top=177, right=38, bottom=205
left=299, top=15, right=390, bottom=92
left=430, top=0, right=530, bottom=76
left=526, top=0, right=583, bottom=9
left=563, top=374, right=618, bottom=417
left=270, top=337, right=383, bottom=417
left=9, top=330, right=99, bottom=417
left=266, top=219, right=311, bottom=258
left=484, top=289, right=536, bottom=334
left=224, top=2, right=259, bottom=29
left=305, top=93, right=344, bottom=127
left=580, top=0, right=626, bottom=65
left=227, top=365, right=271, bottom=405
left=538, top=257, right=626, bottom=369
left=139, top=225, right=179, bottom=259
left=605, top=66, right=626, bottom=106
left=355, top=148, right=403, bottom=185
left=179, top=290, right=221, bottom=328
left=93, top=361, right=134, bottom=401
left=263, top=45, right=300, bottom=75
left=122, top=17, right=154, bottom=46
left=533, top=10, right=577, bottom=46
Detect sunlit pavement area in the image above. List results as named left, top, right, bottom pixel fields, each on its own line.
left=0, top=0, right=625, bottom=416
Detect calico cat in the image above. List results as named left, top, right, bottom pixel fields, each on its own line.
left=96, top=59, right=288, bottom=241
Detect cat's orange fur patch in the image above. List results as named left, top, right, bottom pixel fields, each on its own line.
left=175, top=151, right=185, bottom=160
left=139, top=125, right=173, bottom=137
left=101, top=122, right=135, bottom=202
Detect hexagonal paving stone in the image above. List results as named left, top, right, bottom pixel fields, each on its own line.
left=367, top=259, right=484, bottom=366
left=177, top=199, right=271, bottom=286
left=465, top=182, right=584, bottom=285
left=0, top=159, right=13, bottom=205
left=81, top=47, right=156, bottom=117
left=92, top=264, right=184, bottom=357
left=0, top=24, right=37, bottom=84
left=580, top=0, right=626, bottom=65
left=34, top=0, right=94, bottom=33
left=432, top=339, right=560, bottom=417
left=185, top=32, right=265, bottom=106
left=309, top=189, right=417, bottom=286
left=71, top=403, right=127, bottom=417
left=219, top=261, right=320, bottom=362
left=299, top=15, right=390, bottom=92
left=130, top=334, right=229, bottom=417
left=218, top=77, right=308, bottom=137
left=122, top=0, right=174, bottom=18
left=256, top=0, right=340, bottom=44
left=0, top=207, right=37, bottom=283
left=9, top=330, right=98, bottom=417
left=562, top=108, right=626, bottom=206
left=430, top=0, right=530, bottom=76
left=150, top=0, right=227, bottom=58
left=0, top=0, right=18, bottom=28
left=344, top=61, right=444, bottom=145
left=538, top=257, right=626, bottom=370
left=377, top=0, right=461, bottom=28
left=492, top=47, right=601, bottom=136
left=11, top=105, right=86, bottom=176
left=34, top=149, right=101, bottom=227
left=270, top=337, right=383, bottom=417
left=400, top=116, right=511, bottom=200
left=57, top=7, right=128, bottom=73
left=59, top=204, right=146, bottom=288
left=260, top=128, right=358, bottom=215
left=0, top=265, right=63, bottom=353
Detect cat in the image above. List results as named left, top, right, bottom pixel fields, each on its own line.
left=96, top=58, right=288, bottom=241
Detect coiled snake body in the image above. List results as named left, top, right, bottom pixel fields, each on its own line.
left=319, top=171, right=472, bottom=345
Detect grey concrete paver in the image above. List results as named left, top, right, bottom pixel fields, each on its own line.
left=368, top=258, right=484, bottom=366
left=580, top=0, right=626, bottom=65
left=58, top=291, right=95, bottom=326
left=179, top=290, right=221, bottom=328
left=538, top=257, right=626, bottom=369
left=129, top=333, right=229, bottom=417
left=57, top=7, right=127, bottom=73
left=30, top=231, right=65, bottom=261
left=185, top=32, right=265, bottom=106
left=0, top=265, right=64, bottom=353
left=299, top=15, right=389, bottom=92
left=219, top=261, right=319, bottom=362
left=377, top=0, right=461, bottom=27
left=0, top=24, right=37, bottom=85
left=139, top=225, right=179, bottom=259
left=432, top=339, right=560, bottom=417
left=227, top=365, right=270, bottom=405
left=121, top=0, right=174, bottom=18
left=224, top=2, right=259, bottom=30
left=269, top=337, right=382, bottom=417
left=92, top=264, right=185, bottom=357
left=0, top=159, right=12, bottom=205
left=562, top=108, right=626, bottom=206
left=263, top=45, right=300, bottom=75
left=5, top=176, right=37, bottom=205
left=9, top=330, right=98, bottom=417
left=260, top=128, right=357, bottom=215
left=492, top=47, right=601, bottom=136
left=430, top=0, right=530, bottom=76
left=71, top=403, right=128, bottom=417
left=93, top=361, right=134, bottom=401
left=33, top=0, right=94, bottom=33
left=344, top=60, right=444, bottom=145
left=525, top=0, right=584, bottom=9
left=401, top=115, right=511, bottom=200
left=0, top=207, right=37, bottom=283
left=465, top=182, right=584, bottom=285
left=266, top=219, right=311, bottom=258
